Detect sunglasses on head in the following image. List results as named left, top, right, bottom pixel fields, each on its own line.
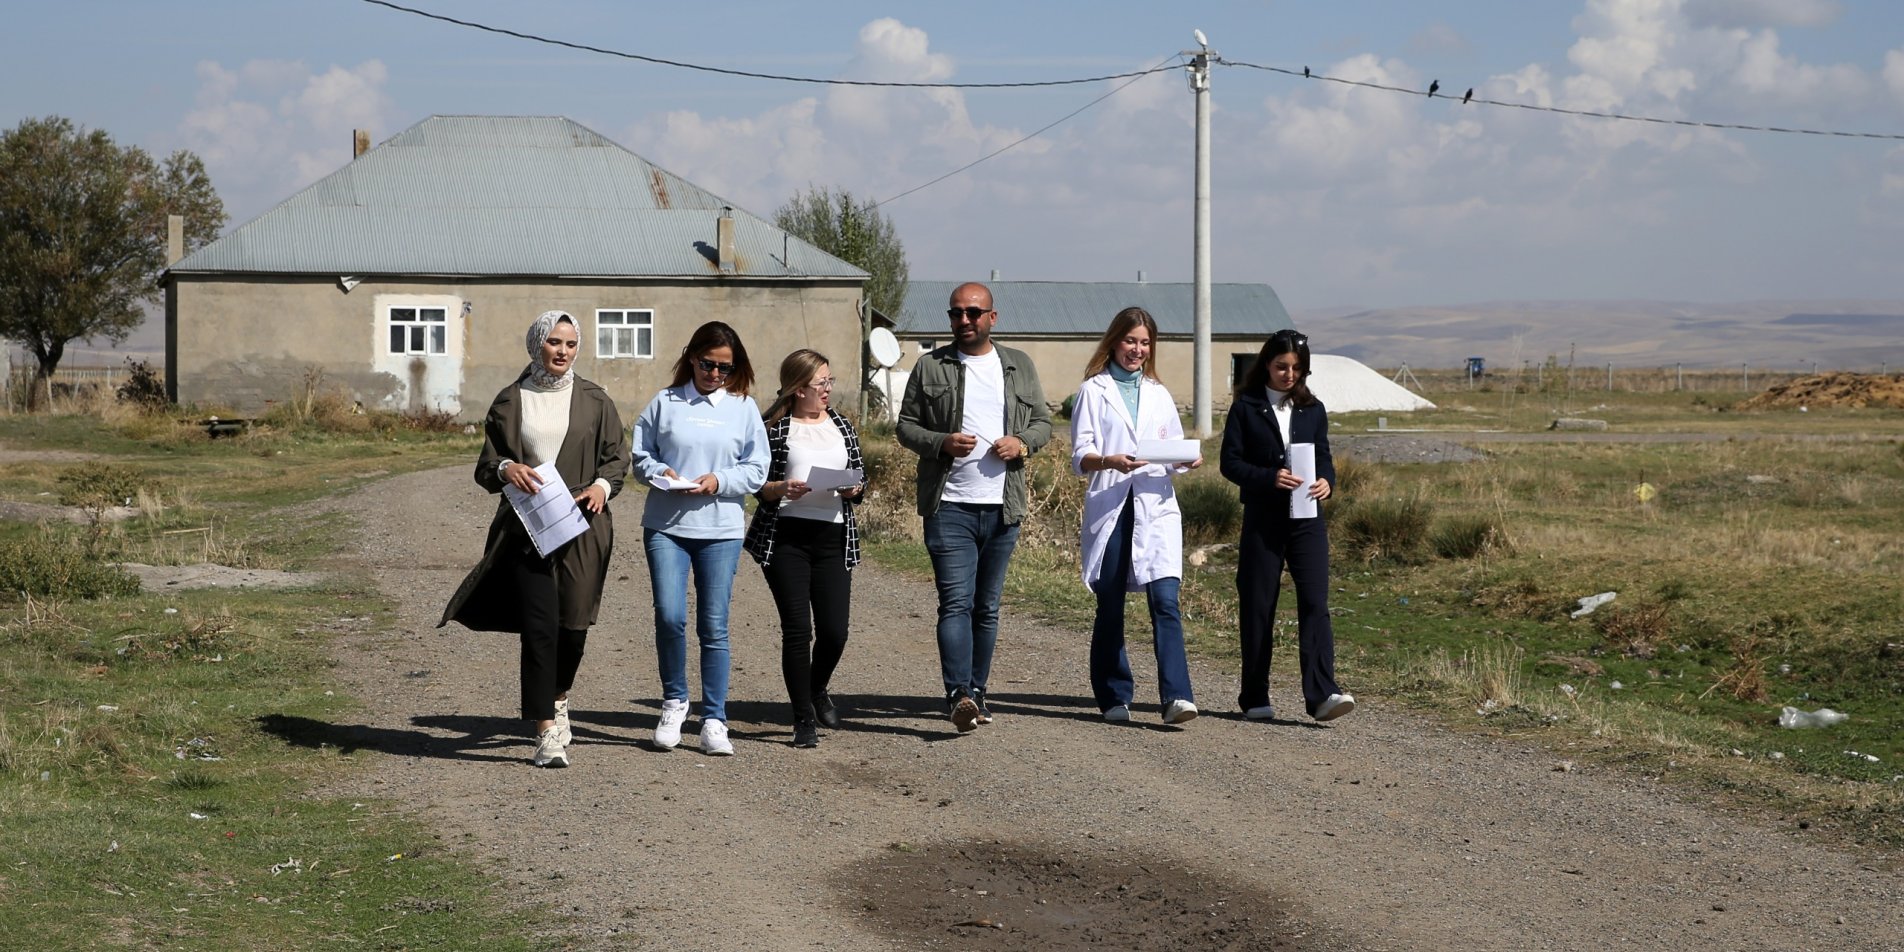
left=947, top=306, right=991, bottom=321
left=1269, top=329, right=1309, bottom=347
left=695, top=357, right=737, bottom=376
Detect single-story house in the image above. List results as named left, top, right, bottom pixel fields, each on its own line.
left=162, top=115, right=868, bottom=417
left=884, top=279, right=1297, bottom=410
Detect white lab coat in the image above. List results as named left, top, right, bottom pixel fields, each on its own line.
left=1070, top=371, right=1188, bottom=592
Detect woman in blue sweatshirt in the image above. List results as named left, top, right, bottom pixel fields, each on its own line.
left=630, top=321, right=769, bottom=756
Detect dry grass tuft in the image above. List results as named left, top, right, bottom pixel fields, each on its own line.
left=1595, top=601, right=1674, bottom=658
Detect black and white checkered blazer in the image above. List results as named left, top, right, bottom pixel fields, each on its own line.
left=743, top=407, right=864, bottom=569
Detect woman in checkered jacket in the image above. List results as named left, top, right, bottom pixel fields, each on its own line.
left=743, top=349, right=866, bottom=750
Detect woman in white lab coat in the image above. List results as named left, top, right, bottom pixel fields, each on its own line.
left=1070, top=306, right=1201, bottom=725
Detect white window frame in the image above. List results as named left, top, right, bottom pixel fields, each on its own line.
left=387, top=306, right=449, bottom=356
left=596, top=308, right=655, bottom=359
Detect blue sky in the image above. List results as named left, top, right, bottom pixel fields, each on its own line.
left=8, top=0, right=1904, bottom=311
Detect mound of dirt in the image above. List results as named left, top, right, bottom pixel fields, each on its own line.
left=1739, top=372, right=1904, bottom=410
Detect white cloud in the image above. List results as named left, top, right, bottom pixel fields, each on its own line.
left=176, top=59, right=397, bottom=220
left=1885, top=49, right=1904, bottom=104
left=1682, top=0, right=1842, bottom=30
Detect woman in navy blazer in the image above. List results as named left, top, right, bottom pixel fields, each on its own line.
left=1219, top=329, right=1356, bottom=722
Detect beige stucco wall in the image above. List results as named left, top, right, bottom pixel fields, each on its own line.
left=171, top=275, right=865, bottom=419
left=889, top=332, right=1264, bottom=410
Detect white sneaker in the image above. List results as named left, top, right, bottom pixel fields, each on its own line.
left=530, top=726, right=568, bottom=768
left=1243, top=703, right=1276, bottom=720
left=1163, top=699, right=1199, bottom=724
left=1103, top=704, right=1131, bottom=722
left=653, top=698, right=688, bottom=750
left=553, top=697, right=572, bottom=747
left=701, top=718, right=734, bottom=756
left=1315, top=693, right=1357, bottom=722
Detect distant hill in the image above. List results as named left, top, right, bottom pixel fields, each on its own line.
left=1296, top=300, right=1904, bottom=372
left=46, top=299, right=1904, bottom=375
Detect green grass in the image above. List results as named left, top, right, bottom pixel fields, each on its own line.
left=0, top=411, right=537, bottom=950
left=857, top=397, right=1904, bottom=848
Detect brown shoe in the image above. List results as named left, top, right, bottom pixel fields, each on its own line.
left=951, top=696, right=981, bottom=732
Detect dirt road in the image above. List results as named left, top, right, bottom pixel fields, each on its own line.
left=310, top=465, right=1901, bottom=951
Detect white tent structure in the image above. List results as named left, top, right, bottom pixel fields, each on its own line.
left=1306, top=354, right=1436, bottom=412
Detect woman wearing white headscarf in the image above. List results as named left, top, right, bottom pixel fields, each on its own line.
left=442, top=310, right=629, bottom=768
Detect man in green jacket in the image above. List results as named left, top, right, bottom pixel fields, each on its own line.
left=896, top=281, right=1053, bottom=732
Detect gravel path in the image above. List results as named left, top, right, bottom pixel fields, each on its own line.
left=308, top=465, right=1901, bottom=951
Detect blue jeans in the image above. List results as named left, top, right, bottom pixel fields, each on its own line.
left=924, top=502, right=1020, bottom=698
left=645, top=529, right=742, bottom=721
left=1091, top=499, right=1194, bottom=711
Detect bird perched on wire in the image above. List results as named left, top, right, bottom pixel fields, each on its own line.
left=1303, top=66, right=1310, bottom=78
left=1428, top=79, right=1440, bottom=97
left=1462, top=88, right=1474, bottom=104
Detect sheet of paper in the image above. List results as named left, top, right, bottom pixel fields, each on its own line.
left=501, top=460, right=590, bottom=557
left=650, top=473, right=702, bottom=491
left=1135, top=438, right=1201, bottom=465
left=802, top=466, right=864, bottom=492
left=1288, top=443, right=1319, bottom=519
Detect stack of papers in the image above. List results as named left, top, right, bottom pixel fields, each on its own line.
left=502, top=460, right=590, bottom=557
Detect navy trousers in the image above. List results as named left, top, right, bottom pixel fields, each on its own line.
left=1235, top=503, right=1340, bottom=716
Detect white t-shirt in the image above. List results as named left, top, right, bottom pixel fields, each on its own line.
left=941, top=348, right=1009, bottom=504
left=780, top=417, right=849, bottom=523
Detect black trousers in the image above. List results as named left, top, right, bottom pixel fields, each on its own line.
left=761, top=518, right=852, bottom=723
left=500, top=546, right=588, bottom=722
left=1235, top=503, right=1340, bottom=716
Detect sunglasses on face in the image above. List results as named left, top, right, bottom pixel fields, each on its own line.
left=695, top=357, right=737, bottom=376
left=947, top=306, right=991, bottom=321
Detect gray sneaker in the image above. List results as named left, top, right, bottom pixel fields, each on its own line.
left=530, top=726, right=568, bottom=768
left=1103, top=704, right=1131, bottom=722
left=553, top=697, right=572, bottom=747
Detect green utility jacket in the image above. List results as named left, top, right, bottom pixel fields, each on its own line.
left=896, top=343, right=1053, bottom=523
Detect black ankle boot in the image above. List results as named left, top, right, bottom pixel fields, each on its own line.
left=813, top=692, right=842, bottom=729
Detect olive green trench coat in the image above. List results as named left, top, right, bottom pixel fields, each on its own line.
left=439, top=377, right=629, bottom=633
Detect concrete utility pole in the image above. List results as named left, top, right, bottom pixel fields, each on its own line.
left=1187, top=31, right=1216, bottom=437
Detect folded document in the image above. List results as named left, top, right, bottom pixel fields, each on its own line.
left=502, top=460, right=590, bottom=557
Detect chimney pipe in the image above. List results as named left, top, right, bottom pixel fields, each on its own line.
left=166, top=215, right=184, bottom=266
left=717, top=206, right=737, bottom=274
left=353, top=129, right=370, bottom=158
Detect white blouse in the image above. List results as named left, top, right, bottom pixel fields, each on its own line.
left=780, top=416, right=848, bottom=523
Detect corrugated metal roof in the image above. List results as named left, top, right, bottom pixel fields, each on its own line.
left=172, top=116, right=866, bottom=280
left=899, top=280, right=1295, bottom=338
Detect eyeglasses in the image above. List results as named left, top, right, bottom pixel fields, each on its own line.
left=1269, top=329, right=1309, bottom=347
left=808, top=378, right=835, bottom=391
left=947, top=306, right=992, bottom=321
left=695, top=357, right=737, bottom=376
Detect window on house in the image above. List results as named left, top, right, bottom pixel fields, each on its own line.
left=597, top=309, right=654, bottom=359
left=388, top=307, right=448, bottom=355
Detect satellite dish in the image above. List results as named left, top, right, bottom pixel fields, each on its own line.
left=868, top=327, right=901, bottom=369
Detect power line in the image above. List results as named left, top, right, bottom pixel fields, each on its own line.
left=1224, top=59, right=1904, bottom=141
left=875, top=54, right=1184, bottom=208
left=359, top=0, right=1178, bottom=89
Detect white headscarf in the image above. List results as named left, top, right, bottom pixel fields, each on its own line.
left=523, top=310, right=577, bottom=391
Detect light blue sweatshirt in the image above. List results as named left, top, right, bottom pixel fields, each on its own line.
left=630, top=384, right=769, bottom=539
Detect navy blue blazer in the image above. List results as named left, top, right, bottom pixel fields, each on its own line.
left=1219, top=389, right=1336, bottom=509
